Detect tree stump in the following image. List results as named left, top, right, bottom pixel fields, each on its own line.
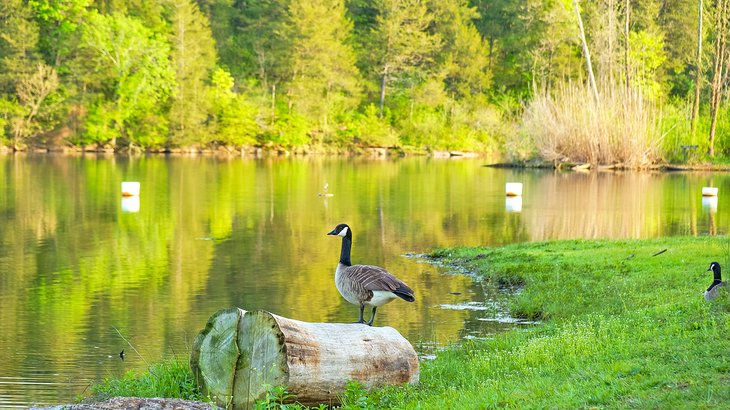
left=190, top=308, right=419, bottom=409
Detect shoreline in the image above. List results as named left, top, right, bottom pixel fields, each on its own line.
left=5, top=145, right=730, bottom=171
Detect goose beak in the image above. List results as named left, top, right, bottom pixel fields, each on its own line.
left=327, top=228, right=338, bottom=235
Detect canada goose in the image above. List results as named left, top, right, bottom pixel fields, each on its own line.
left=327, top=223, right=415, bottom=326
left=705, top=262, right=728, bottom=301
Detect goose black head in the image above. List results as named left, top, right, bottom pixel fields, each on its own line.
left=327, top=223, right=352, bottom=239
left=708, top=262, right=722, bottom=280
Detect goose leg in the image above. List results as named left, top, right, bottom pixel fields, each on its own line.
left=367, top=306, right=377, bottom=326
left=355, top=304, right=366, bottom=324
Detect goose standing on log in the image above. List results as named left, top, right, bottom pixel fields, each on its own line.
left=705, top=261, right=728, bottom=301
left=327, top=223, right=415, bottom=326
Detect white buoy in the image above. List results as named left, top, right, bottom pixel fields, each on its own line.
left=506, top=182, right=523, bottom=197
left=122, top=181, right=140, bottom=197
left=121, top=196, right=140, bottom=213
left=505, top=196, right=523, bottom=213
left=702, top=187, right=719, bottom=197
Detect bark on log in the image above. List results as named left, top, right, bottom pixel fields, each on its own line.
left=190, top=308, right=419, bottom=409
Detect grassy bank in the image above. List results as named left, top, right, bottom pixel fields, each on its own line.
left=88, top=236, right=730, bottom=408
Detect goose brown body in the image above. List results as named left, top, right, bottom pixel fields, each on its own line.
left=328, top=223, right=415, bottom=325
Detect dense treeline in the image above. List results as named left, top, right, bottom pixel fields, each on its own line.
left=0, top=0, right=727, bottom=163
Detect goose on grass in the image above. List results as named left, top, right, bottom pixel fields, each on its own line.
left=705, top=261, right=728, bottom=301
left=327, top=223, right=415, bottom=326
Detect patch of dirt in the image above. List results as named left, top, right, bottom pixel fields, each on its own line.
left=30, top=397, right=215, bottom=410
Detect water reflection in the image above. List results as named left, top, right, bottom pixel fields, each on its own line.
left=0, top=156, right=727, bottom=406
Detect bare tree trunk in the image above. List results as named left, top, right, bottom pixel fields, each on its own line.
left=573, top=0, right=599, bottom=104
left=692, top=0, right=704, bottom=134
left=709, top=0, right=727, bottom=156
left=624, top=0, right=631, bottom=92
left=379, top=69, right=388, bottom=117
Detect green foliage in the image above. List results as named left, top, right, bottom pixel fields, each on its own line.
left=80, top=11, right=175, bottom=146
left=0, top=0, right=40, bottom=93
left=168, top=0, right=217, bottom=145
left=346, top=104, right=398, bottom=147
left=373, top=0, right=442, bottom=113
left=288, top=0, right=361, bottom=131
left=4, top=0, right=730, bottom=159
left=208, top=68, right=260, bottom=147
left=629, top=30, right=668, bottom=99
left=268, top=113, right=311, bottom=147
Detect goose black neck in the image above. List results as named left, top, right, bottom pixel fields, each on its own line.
left=339, top=236, right=352, bottom=266
left=713, top=268, right=722, bottom=282
left=708, top=279, right=722, bottom=292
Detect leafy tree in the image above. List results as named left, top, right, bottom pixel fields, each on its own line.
left=28, top=0, right=90, bottom=67
left=80, top=12, right=175, bottom=148
left=372, top=0, right=441, bottom=115
left=287, top=0, right=361, bottom=133
left=430, top=0, right=490, bottom=99
left=207, top=67, right=260, bottom=148
left=11, top=64, right=60, bottom=149
left=658, top=0, right=700, bottom=97
left=474, top=0, right=577, bottom=95
left=0, top=0, right=41, bottom=93
left=168, top=0, right=217, bottom=146
left=204, top=0, right=291, bottom=88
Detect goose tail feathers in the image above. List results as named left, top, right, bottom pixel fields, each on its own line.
left=394, top=288, right=415, bottom=302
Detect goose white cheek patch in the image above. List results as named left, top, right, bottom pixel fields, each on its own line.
left=339, top=227, right=349, bottom=237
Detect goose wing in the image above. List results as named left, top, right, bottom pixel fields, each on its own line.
left=348, top=264, right=415, bottom=301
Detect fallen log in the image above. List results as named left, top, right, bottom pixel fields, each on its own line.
left=190, top=308, right=419, bottom=409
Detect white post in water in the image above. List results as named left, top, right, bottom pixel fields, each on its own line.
left=506, top=182, right=523, bottom=197
left=121, top=196, right=140, bottom=213
left=505, top=196, right=523, bottom=213
left=702, top=196, right=718, bottom=213
left=121, top=182, right=140, bottom=197
left=702, top=187, right=718, bottom=197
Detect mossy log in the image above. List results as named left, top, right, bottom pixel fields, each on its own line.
left=190, top=308, right=419, bottom=409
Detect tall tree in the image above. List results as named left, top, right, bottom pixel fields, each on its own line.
left=203, top=0, right=291, bottom=88
left=691, top=0, right=704, bottom=134
left=709, top=0, right=728, bottom=156
left=473, top=0, right=576, bottom=95
left=573, top=0, right=599, bottom=102
left=11, top=64, right=59, bottom=149
left=657, top=0, right=699, bottom=97
left=80, top=12, right=175, bottom=148
left=430, top=0, right=490, bottom=99
left=168, top=0, right=217, bottom=145
left=288, top=0, right=360, bottom=130
left=0, top=0, right=40, bottom=93
left=373, top=0, right=441, bottom=116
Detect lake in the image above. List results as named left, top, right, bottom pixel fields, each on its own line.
left=0, top=155, right=725, bottom=407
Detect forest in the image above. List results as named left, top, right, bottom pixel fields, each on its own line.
left=0, top=0, right=725, bottom=165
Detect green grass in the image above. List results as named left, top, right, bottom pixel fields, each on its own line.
left=366, top=237, right=730, bottom=408
left=87, top=358, right=203, bottom=402
left=85, top=236, right=730, bottom=409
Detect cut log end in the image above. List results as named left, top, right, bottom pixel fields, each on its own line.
left=190, top=309, right=419, bottom=409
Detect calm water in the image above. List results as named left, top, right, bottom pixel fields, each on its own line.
left=0, top=155, right=726, bottom=407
